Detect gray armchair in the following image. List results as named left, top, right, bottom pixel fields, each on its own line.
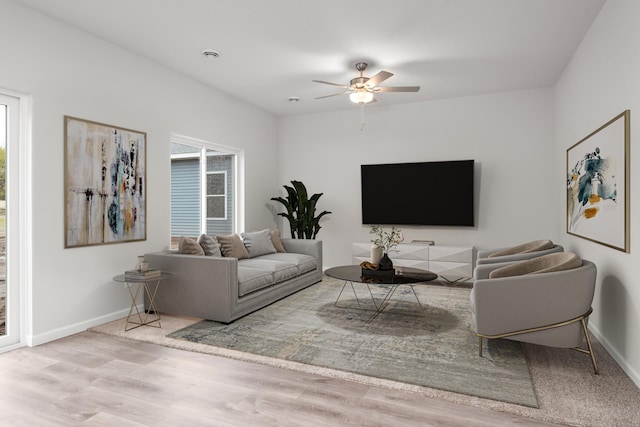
left=470, top=252, right=598, bottom=374
left=476, top=239, right=563, bottom=265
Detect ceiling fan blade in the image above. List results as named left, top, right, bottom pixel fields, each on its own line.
left=375, top=86, right=421, bottom=93
left=365, top=71, right=393, bottom=87
left=314, top=91, right=351, bottom=99
left=312, top=79, right=350, bottom=89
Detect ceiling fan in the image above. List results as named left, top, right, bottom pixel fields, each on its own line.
left=312, top=62, right=420, bottom=104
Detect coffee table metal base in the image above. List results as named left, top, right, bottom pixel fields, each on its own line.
left=334, top=280, right=425, bottom=323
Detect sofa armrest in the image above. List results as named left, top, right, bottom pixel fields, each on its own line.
left=471, top=261, right=596, bottom=336
left=144, top=251, right=239, bottom=320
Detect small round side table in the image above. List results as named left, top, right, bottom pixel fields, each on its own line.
left=112, top=272, right=172, bottom=331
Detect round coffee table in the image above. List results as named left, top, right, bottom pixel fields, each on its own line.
left=325, top=265, right=437, bottom=322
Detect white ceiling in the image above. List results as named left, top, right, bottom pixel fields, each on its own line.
left=15, top=0, right=606, bottom=116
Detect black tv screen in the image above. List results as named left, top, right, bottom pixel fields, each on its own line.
left=361, top=160, right=474, bottom=226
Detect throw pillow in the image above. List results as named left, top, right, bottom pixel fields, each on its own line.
left=242, top=229, right=277, bottom=258
left=216, top=233, right=249, bottom=259
left=198, top=234, right=222, bottom=257
left=488, top=239, right=554, bottom=258
left=270, top=229, right=287, bottom=253
left=178, top=236, right=205, bottom=256
left=489, top=252, right=581, bottom=278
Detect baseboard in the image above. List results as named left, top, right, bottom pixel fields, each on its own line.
left=589, top=324, right=640, bottom=388
left=27, top=305, right=142, bottom=347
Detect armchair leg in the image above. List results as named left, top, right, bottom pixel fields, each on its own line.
left=575, top=317, right=599, bottom=375
left=475, top=308, right=598, bottom=374
left=478, top=336, right=483, bottom=357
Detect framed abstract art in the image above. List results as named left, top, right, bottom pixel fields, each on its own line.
left=64, top=116, right=147, bottom=248
left=566, top=110, right=630, bottom=253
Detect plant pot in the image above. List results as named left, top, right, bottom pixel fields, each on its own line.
left=378, top=253, right=394, bottom=271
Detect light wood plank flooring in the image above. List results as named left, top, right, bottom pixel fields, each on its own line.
left=0, top=331, right=558, bottom=426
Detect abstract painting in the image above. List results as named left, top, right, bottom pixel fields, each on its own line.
left=64, top=116, right=146, bottom=248
left=566, top=110, right=630, bottom=252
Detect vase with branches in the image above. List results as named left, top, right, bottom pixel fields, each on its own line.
left=369, top=225, right=403, bottom=270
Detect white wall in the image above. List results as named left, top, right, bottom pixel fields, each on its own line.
left=278, top=88, right=556, bottom=268
left=554, top=0, right=640, bottom=385
left=0, top=0, right=279, bottom=344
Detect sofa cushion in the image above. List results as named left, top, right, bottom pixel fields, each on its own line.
left=238, top=258, right=299, bottom=283
left=237, top=266, right=275, bottom=297
left=489, top=252, right=582, bottom=278
left=257, top=253, right=317, bottom=275
left=270, top=229, right=287, bottom=253
left=242, top=229, right=277, bottom=258
left=216, top=234, right=249, bottom=259
left=198, top=234, right=222, bottom=257
left=178, top=236, right=205, bottom=255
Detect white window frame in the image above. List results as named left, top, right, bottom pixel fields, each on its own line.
left=170, top=133, right=244, bottom=234
left=206, top=170, right=227, bottom=221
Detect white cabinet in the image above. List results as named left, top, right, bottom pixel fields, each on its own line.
left=428, top=245, right=474, bottom=281
left=352, top=243, right=473, bottom=282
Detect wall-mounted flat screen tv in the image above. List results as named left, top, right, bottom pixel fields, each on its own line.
left=361, top=160, right=475, bottom=226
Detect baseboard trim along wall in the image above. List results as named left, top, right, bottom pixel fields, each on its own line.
left=27, top=305, right=142, bottom=347
left=590, top=324, right=640, bottom=389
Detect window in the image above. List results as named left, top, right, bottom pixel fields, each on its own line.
left=206, top=171, right=226, bottom=220
left=170, top=134, right=242, bottom=249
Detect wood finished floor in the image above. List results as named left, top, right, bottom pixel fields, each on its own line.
left=0, top=331, right=558, bottom=426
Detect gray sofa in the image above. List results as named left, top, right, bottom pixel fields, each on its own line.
left=144, top=238, right=322, bottom=323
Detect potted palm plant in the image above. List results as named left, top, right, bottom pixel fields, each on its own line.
left=271, top=180, right=331, bottom=239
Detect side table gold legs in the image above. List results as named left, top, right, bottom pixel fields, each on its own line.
left=124, top=280, right=162, bottom=331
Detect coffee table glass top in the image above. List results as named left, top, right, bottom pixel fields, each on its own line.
left=325, top=265, right=437, bottom=284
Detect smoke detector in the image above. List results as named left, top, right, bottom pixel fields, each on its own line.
left=201, top=49, right=220, bottom=60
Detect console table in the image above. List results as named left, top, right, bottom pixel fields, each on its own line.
left=352, top=243, right=474, bottom=284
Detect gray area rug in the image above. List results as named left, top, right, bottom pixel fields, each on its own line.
left=167, top=278, right=538, bottom=407
left=90, top=281, right=640, bottom=426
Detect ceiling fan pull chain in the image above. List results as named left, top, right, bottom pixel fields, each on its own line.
left=360, top=103, right=366, bottom=131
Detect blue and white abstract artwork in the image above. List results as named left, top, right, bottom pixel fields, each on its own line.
left=566, top=111, right=629, bottom=252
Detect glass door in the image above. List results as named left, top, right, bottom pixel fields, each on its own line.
left=0, top=93, right=20, bottom=348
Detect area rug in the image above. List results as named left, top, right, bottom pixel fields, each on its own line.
left=166, top=278, right=538, bottom=407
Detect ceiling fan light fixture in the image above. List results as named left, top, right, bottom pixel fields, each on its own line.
left=313, top=61, right=418, bottom=107
left=349, top=90, right=374, bottom=104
